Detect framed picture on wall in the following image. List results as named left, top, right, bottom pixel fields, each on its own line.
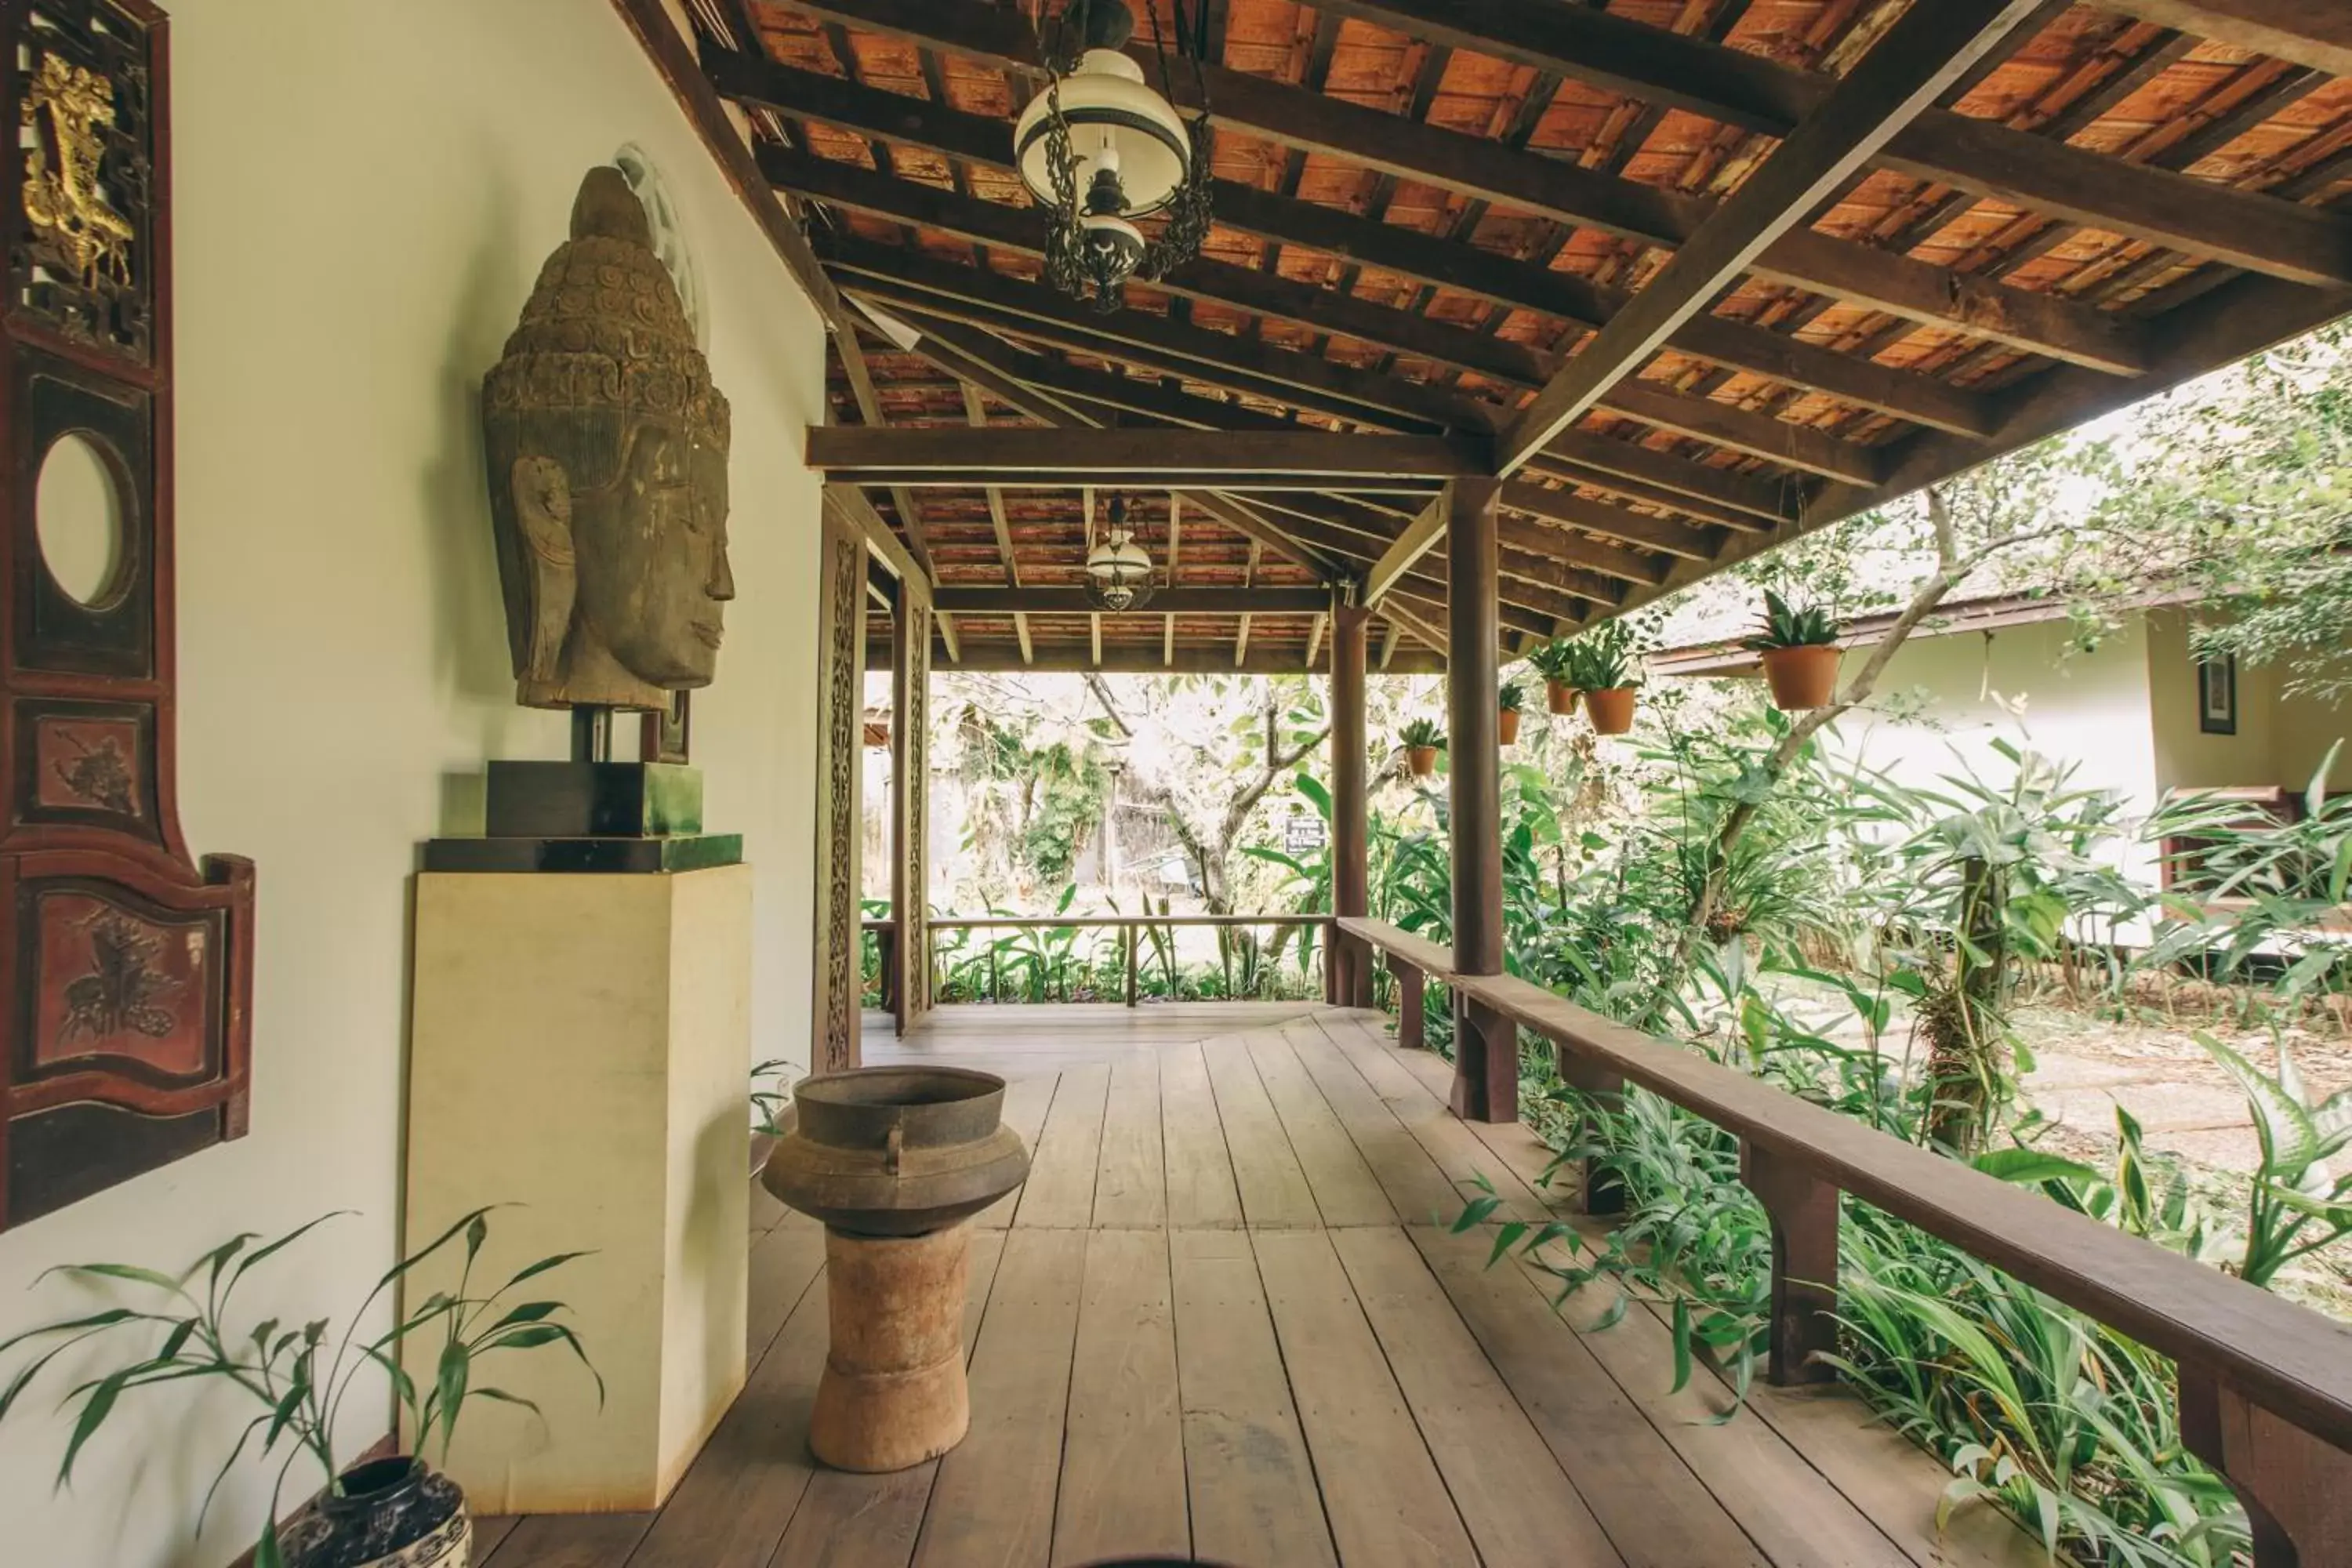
left=2198, top=653, right=2238, bottom=735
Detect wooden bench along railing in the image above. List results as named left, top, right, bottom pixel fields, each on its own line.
left=924, top=913, right=1334, bottom=1007
left=1337, top=915, right=2352, bottom=1566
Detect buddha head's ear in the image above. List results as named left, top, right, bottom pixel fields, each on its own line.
left=508, top=455, right=578, bottom=683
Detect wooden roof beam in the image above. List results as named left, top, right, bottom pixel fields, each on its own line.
left=935, top=588, right=1330, bottom=615
left=2092, top=3, right=2352, bottom=77
left=1311, top=0, right=2352, bottom=289
left=1499, top=0, right=2053, bottom=477
left=804, top=427, right=1488, bottom=483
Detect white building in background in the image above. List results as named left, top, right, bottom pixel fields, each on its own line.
left=1654, top=592, right=2350, bottom=897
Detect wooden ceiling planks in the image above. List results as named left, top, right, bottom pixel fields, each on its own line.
left=694, top=0, right=2352, bottom=670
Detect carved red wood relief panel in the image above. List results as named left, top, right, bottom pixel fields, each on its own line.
left=0, top=0, right=254, bottom=1231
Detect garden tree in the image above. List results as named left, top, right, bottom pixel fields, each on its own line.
left=2085, top=321, right=2352, bottom=702
left=1081, top=671, right=1329, bottom=913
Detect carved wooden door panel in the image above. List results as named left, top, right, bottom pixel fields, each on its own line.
left=0, top=0, right=256, bottom=1231
left=808, top=499, right=864, bottom=1073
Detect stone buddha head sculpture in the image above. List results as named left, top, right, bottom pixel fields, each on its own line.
left=482, top=165, right=733, bottom=711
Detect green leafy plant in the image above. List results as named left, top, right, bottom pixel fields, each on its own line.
left=2197, top=1032, right=2352, bottom=1286
left=0, top=1210, right=601, bottom=1567
left=1497, top=681, right=1526, bottom=713
left=1399, top=718, right=1446, bottom=750
left=1527, top=639, right=1578, bottom=684
left=1744, top=589, right=1841, bottom=650
left=1567, top=622, right=1641, bottom=691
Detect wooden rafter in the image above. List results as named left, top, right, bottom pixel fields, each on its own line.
left=2096, top=2, right=2352, bottom=78
left=804, top=427, right=1488, bottom=483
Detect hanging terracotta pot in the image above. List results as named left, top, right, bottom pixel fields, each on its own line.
left=1497, top=708, right=1522, bottom=746
left=1583, top=687, right=1638, bottom=736
left=1406, top=745, right=1439, bottom=778
left=1760, top=644, right=1841, bottom=710
left=1544, top=680, right=1578, bottom=715
left=284, top=1457, right=471, bottom=1568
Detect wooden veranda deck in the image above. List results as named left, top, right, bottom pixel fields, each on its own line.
left=472, top=1003, right=2035, bottom=1568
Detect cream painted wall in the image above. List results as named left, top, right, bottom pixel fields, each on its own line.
left=0, top=3, right=825, bottom=1563
left=2145, top=608, right=2351, bottom=794
left=1837, top=617, right=2161, bottom=829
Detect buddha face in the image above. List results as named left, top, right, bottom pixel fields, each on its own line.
left=567, top=420, right=733, bottom=691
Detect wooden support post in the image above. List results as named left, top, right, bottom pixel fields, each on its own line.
left=1386, top=954, right=1425, bottom=1051
left=1740, top=1142, right=1840, bottom=1386
left=1123, top=925, right=1139, bottom=1009
left=888, top=583, right=933, bottom=1033
left=1446, top=477, right=1515, bottom=1124
left=874, top=924, right=899, bottom=1016
left=1330, top=593, right=1372, bottom=1009
left=1554, top=1051, right=1625, bottom=1216
left=812, top=499, right=868, bottom=1072
left=2180, top=1364, right=2352, bottom=1567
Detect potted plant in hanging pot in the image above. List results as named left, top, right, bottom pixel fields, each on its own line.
left=1572, top=622, right=1643, bottom=736
left=0, top=1207, right=601, bottom=1568
left=1399, top=718, right=1445, bottom=779
left=1497, top=681, right=1525, bottom=746
left=1746, top=590, right=1843, bottom=710
left=1527, top=638, right=1579, bottom=713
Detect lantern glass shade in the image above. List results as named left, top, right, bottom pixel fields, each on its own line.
left=1083, top=526, right=1156, bottom=612
left=1014, top=50, right=1191, bottom=216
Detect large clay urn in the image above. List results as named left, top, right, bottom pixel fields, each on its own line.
left=763, top=1067, right=1030, bottom=1473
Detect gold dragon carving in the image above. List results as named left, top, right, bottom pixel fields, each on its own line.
left=23, top=52, right=134, bottom=289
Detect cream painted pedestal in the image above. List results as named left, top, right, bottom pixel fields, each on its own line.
left=403, top=864, right=752, bottom=1515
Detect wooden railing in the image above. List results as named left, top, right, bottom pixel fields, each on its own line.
left=1337, top=915, right=2352, bottom=1564
left=924, top=913, right=1334, bottom=1007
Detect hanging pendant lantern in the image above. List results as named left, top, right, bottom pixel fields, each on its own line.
left=1083, top=494, right=1156, bottom=612
left=1015, top=0, right=1214, bottom=313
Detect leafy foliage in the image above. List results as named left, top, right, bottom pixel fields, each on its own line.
left=1566, top=620, right=1641, bottom=691
left=1497, top=680, right=1525, bottom=713
left=1398, top=717, right=1445, bottom=750
left=0, top=1210, right=599, bottom=1565
left=1743, top=589, right=1840, bottom=650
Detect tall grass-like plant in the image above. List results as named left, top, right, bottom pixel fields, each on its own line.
left=2198, top=1032, right=2352, bottom=1286
left=0, top=1210, right=600, bottom=1566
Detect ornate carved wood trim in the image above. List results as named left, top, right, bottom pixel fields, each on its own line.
left=810, top=503, right=865, bottom=1073
left=890, top=591, right=929, bottom=1029
left=0, top=0, right=252, bottom=1232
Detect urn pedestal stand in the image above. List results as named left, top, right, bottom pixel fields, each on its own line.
left=405, top=779, right=752, bottom=1513
left=763, top=1066, right=1032, bottom=1474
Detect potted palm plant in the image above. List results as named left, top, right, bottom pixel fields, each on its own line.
left=1399, top=718, right=1444, bottom=778
left=1570, top=622, right=1642, bottom=735
left=0, top=1208, right=600, bottom=1568
left=1746, top=590, right=1842, bottom=710
left=1527, top=639, right=1579, bottom=713
left=1497, top=681, right=1525, bottom=746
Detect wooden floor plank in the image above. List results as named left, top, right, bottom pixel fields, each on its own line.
left=1052, top=1230, right=1189, bottom=1565
left=909, top=1229, right=1087, bottom=1568
left=1016, top=1062, right=1111, bottom=1229
left=471, top=1517, right=521, bottom=1560
left=981, top=1073, right=1061, bottom=1229
left=1250, top=1228, right=1478, bottom=1568
left=765, top=1228, right=1008, bottom=1568
left=1317, top=1016, right=1551, bottom=1222
left=485, top=1512, right=654, bottom=1568
left=1170, top=1229, right=1338, bottom=1568
left=1247, top=1029, right=1397, bottom=1228
left=1387, top=1045, right=1583, bottom=1216
left=746, top=1212, right=827, bottom=1360
left=1286, top=1024, right=1468, bottom=1225
left=1505, top=1250, right=1915, bottom=1568
left=1403, top=1224, right=1768, bottom=1568
left=625, top=1252, right=832, bottom=1568
left=1200, top=1034, right=1323, bottom=1228
left=1332, top=1225, right=1624, bottom=1567
left=1159, top=1040, right=1244, bottom=1229
left=1091, top=1054, right=1167, bottom=1228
